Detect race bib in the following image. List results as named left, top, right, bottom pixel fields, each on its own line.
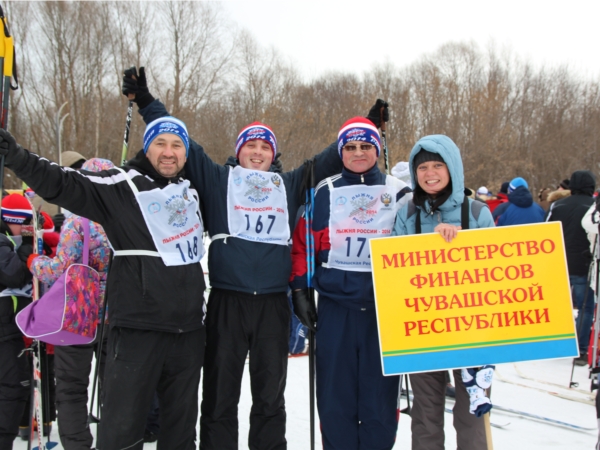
left=136, top=181, right=205, bottom=266
left=327, top=176, right=402, bottom=272
left=226, top=166, right=290, bottom=245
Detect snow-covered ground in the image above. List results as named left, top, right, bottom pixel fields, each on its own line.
left=15, top=355, right=598, bottom=449
left=16, top=247, right=598, bottom=449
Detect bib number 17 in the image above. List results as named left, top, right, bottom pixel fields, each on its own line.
left=175, top=236, right=199, bottom=262
left=345, top=236, right=370, bottom=258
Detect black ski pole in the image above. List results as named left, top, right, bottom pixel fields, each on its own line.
left=88, top=249, right=112, bottom=425
left=569, top=261, right=594, bottom=388
left=380, top=104, right=389, bottom=175
left=304, top=158, right=317, bottom=450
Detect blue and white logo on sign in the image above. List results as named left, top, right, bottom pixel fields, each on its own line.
left=148, top=202, right=161, bottom=214
left=349, top=193, right=378, bottom=225
left=335, top=196, right=347, bottom=206
left=244, top=172, right=272, bottom=203
left=234, top=176, right=242, bottom=186
left=165, top=197, right=189, bottom=228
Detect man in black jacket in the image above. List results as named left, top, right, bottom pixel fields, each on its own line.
left=0, top=117, right=206, bottom=450
left=0, top=194, right=34, bottom=449
left=547, top=170, right=596, bottom=365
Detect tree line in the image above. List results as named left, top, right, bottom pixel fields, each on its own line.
left=4, top=1, right=599, bottom=194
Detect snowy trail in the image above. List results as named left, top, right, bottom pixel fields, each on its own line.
left=15, top=356, right=597, bottom=449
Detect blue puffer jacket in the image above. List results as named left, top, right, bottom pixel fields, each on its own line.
left=393, top=135, right=494, bottom=235
left=495, top=186, right=545, bottom=226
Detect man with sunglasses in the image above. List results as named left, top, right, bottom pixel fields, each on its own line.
left=290, top=117, right=413, bottom=449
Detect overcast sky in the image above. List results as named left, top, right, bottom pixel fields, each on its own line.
left=225, top=0, right=600, bottom=80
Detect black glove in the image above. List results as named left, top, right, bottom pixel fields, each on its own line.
left=0, top=128, right=18, bottom=156
left=271, top=152, right=283, bottom=173
left=366, top=99, right=389, bottom=129
left=122, top=66, right=154, bottom=109
left=52, top=213, right=65, bottom=232
left=16, top=244, right=33, bottom=264
left=292, top=289, right=317, bottom=332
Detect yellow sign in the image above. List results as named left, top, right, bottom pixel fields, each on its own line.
left=370, top=222, right=577, bottom=375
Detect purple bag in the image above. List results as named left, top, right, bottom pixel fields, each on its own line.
left=16, top=218, right=100, bottom=346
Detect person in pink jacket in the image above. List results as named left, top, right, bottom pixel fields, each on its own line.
left=28, top=158, right=113, bottom=450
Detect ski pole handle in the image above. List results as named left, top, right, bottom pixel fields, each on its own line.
left=380, top=106, right=389, bottom=175
left=121, top=100, right=133, bottom=166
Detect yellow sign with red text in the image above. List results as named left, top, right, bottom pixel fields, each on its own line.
left=370, top=222, right=577, bottom=375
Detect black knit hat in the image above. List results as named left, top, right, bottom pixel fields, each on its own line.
left=411, top=150, right=452, bottom=212
left=413, top=150, right=445, bottom=170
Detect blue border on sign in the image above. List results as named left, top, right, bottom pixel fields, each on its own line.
left=382, top=338, right=578, bottom=375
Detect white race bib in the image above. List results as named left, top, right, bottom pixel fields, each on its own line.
left=225, top=166, right=290, bottom=245
left=116, top=168, right=205, bottom=266
left=327, top=176, right=402, bottom=272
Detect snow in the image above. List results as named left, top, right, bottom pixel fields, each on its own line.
left=14, top=355, right=598, bottom=449
left=16, top=246, right=598, bottom=449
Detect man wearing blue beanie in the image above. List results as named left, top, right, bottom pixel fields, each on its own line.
left=493, top=177, right=546, bottom=226
left=0, top=113, right=207, bottom=449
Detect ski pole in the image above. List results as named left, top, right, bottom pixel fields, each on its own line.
left=303, top=158, right=317, bottom=450
left=0, top=4, right=18, bottom=193
left=400, top=374, right=411, bottom=415
left=88, top=249, right=112, bottom=426
left=569, top=259, right=594, bottom=388
left=0, top=4, right=6, bottom=193
left=380, top=104, right=389, bottom=175
left=121, top=100, right=133, bottom=166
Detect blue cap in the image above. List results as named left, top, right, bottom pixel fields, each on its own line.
left=509, top=177, right=528, bottom=193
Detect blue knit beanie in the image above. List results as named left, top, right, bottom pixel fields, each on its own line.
left=143, top=117, right=189, bottom=157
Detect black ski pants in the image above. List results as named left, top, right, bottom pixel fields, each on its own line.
left=200, top=288, right=290, bottom=450
left=97, top=326, right=205, bottom=450
left=0, top=338, right=30, bottom=450
left=54, top=333, right=108, bottom=450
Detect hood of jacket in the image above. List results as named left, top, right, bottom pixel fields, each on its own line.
left=508, top=186, right=534, bottom=208
left=126, top=149, right=185, bottom=186
left=569, top=170, right=596, bottom=196
left=409, top=134, right=464, bottom=213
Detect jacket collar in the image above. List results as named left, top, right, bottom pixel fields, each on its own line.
left=341, top=163, right=382, bottom=184
left=126, top=149, right=185, bottom=186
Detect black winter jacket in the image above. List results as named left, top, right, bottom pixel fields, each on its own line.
left=139, top=99, right=343, bottom=295
left=4, top=148, right=206, bottom=333
left=546, top=171, right=596, bottom=277
left=0, top=231, right=33, bottom=341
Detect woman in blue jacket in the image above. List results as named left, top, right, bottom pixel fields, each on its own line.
left=393, top=135, right=495, bottom=450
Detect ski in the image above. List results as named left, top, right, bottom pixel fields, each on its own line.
left=494, top=367, right=594, bottom=405
left=513, top=362, right=591, bottom=395
left=443, top=406, right=510, bottom=429
left=492, top=403, right=596, bottom=431
left=25, top=197, right=58, bottom=450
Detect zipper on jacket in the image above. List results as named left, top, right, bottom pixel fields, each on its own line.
left=361, top=174, right=364, bottom=183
